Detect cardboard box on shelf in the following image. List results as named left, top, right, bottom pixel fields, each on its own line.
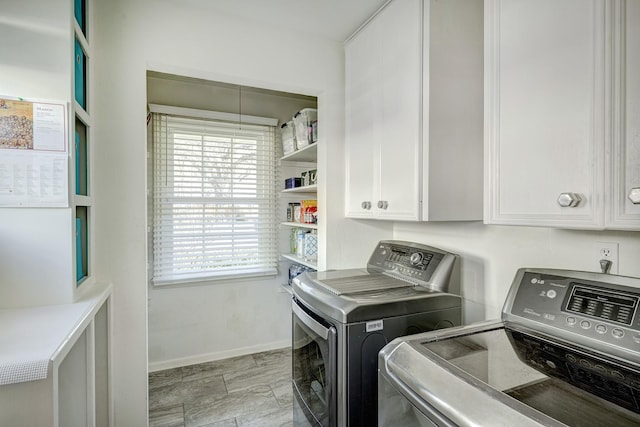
left=301, top=199, right=318, bottom=224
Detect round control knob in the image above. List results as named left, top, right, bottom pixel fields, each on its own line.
left=557, top=192, right=582, bottom=208
left=409, top=252, right=423, bottom=265
left=547, top=289, right=557, bottom=299
left=628, top=187, right=640, bottom=205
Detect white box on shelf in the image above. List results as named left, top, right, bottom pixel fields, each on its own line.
left=293, top=108, right=317, bottom=149
left=280, top=121, right=296, bottom=155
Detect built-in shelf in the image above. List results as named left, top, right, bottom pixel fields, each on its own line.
left=280, top=222, right=318, bottom=230
left=0, top=283, right=112, bottom=426
left=73, top=0, right=92, bottom=291
left=281, top=253, right=317, bottom=270
left=282, top=184, right=317, bottom=193
left=281, top=143, right=317, bottom=162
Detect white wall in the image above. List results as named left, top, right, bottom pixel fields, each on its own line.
left=391, top=222, right=640, bottom=319
left=91, top=0, right=386, bottom=424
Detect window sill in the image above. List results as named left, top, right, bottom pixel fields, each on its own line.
left=151, top=267, right=278, bottom=288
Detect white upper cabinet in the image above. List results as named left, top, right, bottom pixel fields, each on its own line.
left=345, top=0, right=484, bottom=221
left=607, top=0, right=640, bottom=229
left=485, top=0, right=640, bottom=230
left=345, top=12, right=380, bottom=219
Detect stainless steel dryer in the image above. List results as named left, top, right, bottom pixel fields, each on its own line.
left=291, top=240, right=462, bottom=427
left=379, top=268, right=640, bottom=426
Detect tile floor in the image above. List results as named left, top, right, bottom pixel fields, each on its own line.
left=149, top=347, right=293, bottom=427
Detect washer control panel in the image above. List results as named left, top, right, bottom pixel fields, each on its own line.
left=504, top=269, right=640, bottom=354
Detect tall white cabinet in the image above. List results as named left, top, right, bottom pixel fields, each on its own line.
left=345, top=0, right=484, bottom=222
left=484, top=0, right=640, bottom=230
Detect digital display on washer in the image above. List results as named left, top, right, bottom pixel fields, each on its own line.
left=565, top=284, right=639, bottom=326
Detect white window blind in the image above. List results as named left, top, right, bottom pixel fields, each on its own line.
left=150, top=108, right=279, bottom=285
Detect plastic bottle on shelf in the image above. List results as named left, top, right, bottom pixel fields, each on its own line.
left=296, top=230, right=307, bottom=258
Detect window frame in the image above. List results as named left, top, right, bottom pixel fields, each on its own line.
left=148, top=104, right=279, bottom=286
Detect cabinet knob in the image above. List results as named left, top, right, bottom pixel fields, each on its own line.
left=557, top=193, right=582, bottom=208
left=361, top=201, right=371, bottom=210
left=628, top=188, right=640, bottom=205
left=377, top=200, right=389, bottom=210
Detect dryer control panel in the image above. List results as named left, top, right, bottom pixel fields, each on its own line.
left=367, top=240, right=456, bottom=291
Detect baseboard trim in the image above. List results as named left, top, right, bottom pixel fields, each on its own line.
left=148, top=339, right=291, bottom=373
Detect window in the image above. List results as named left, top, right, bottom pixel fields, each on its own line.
left=150, top=105, right=279, bottom=285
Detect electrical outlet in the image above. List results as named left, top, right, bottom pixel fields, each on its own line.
left=595, top=242, right=619, bottom=274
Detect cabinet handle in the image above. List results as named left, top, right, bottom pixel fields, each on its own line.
left=628, top=188, right=640, bottom=205
left=361, top=201, right=371, bottom=210
left=377, top=201, right=389, bottom=210
left=557, top=193, right=582, bottom=208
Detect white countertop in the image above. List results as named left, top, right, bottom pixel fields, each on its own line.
left=0, top=283, right=112, bottom=386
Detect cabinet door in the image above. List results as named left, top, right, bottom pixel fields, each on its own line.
left=607, top=0, right=640, bottom=229
left=345, top=10, right=377, bottom=218
left=484, top=0, right=605, bottom=229
left=376, top=0, right=422, bottom=221
left=345, top=0, right=422, bottom=220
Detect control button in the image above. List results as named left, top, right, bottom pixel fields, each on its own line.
left=546, top=289, right=557, bottom=299
left=566, top=354, right=577, bottom=363
left=612, top=329, right=625, bottom=339
left=546, top=360, right=556, bottom=369
left=579, top=359, right=592, bottom=368
left=595, top=324, right=607, bottom=334
left=580, top=320, right=591, bottom=329
left=611, top=370, right=624, bottom=380
left=595, top=364, right=607, bottom=373
left=566, top=316, right=577, bottom=326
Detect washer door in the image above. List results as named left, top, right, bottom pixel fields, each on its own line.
left=292, top=300, right=337, bottom=427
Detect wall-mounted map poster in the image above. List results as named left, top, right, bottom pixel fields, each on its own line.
left=0, top=96, right=68, bottom=207
left=0, top=99, right=34, bottom=149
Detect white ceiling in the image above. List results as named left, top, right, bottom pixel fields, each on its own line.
left=180, top=0, right=389, bottom=42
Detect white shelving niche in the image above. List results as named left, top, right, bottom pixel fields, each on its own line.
left=279, top=140, right=319, bottom=296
